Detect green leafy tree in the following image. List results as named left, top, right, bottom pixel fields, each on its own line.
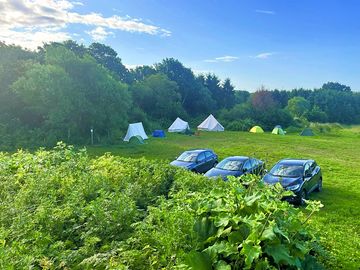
left=130, top=74, right=185, bottom=121
left=131, top=65, right=157, bottom=81
left=286, top=96, right=311, bottom=118
left=88, top=42, right=131, bottom=83
left=156, top=58, right=216, bottom=115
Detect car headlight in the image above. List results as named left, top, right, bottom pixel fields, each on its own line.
left=287, top=184, right=300, bottom=191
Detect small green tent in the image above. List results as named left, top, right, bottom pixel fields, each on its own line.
left=129, top=135, right=145, bottom=144
left=300, top=128, right=315, bottom=136
left=250, top=126, right=264, bottom=133
left=272, top=127, right=285, bottom=135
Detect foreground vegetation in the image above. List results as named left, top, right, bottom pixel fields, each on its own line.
left=88, top=129, right=360, bottom=269
left=1, top=143, right=325, bottom=269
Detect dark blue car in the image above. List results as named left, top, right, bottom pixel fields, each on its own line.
left=170, top=149, right=218, bottom=173
left=204, top=156, right=265, bottom=180
left=263, top=159, right=322, bottom=204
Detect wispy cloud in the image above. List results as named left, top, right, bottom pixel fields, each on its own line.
left=86, top=27, right=113, bottom=41
left=204, top=55, right=239, bottom=63
left=0, top=0, right=171, bottom=50
left=72, top=1, right=84, bottom=6
left=253, top=52, right=275, bottom=59
left=255, top=9, right=275, bottom=15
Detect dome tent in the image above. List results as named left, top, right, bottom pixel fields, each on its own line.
left=168, top=117, right=190, bottom=133
left=272, top=126, right=285, bottom=135
left=249, top=126, right=264, bottom=133
left=152, top=130, right=166, bottom=137
left=197, top=114, right=224, bottom=131
left=123, top=122, right=148, bottom=142
left=300, top=128, right=315, bottom=136
left=129, top=135, right=145, bottom=144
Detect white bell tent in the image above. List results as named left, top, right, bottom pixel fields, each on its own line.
left=197, top=114, right=224, bottom=131
left=123, top=122, right=148, bottom=141
left=168, top=117, right=190, bottom=132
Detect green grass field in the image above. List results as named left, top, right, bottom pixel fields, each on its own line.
left=87, top=129, right=360, bottom=269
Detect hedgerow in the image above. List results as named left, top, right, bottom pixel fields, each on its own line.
left=0, top=143, right=324, bottom=269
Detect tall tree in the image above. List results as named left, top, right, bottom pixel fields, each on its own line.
left=286, top=97, right=311, bottom=118
left=222, top=78, right=235, bottom=108
left=156, top=58, right=215, bottom=115
left=130, top=74, right=185, bottom=120
left=252, top=87, right=278, bottom=111
left=88, top=43, right=131, bottom=83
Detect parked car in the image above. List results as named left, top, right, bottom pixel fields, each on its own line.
left=170, top=149, right=218, bottom=173
left=262, top=159, right=322, bottom=204
left=205, top=156, right=265, bottom=180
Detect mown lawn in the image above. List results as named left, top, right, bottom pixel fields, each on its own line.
left=87, top=130, right=360, bottom=269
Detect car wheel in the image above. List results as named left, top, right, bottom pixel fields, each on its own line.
left=315, top=178, right=322, bottom=192
left=298, top=189, right=308, bottom=205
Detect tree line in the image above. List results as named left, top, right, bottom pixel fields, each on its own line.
left=0, top=41, right=359, bottom=148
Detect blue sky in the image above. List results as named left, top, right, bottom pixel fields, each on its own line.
left=2, top=0, right=360, bottom=91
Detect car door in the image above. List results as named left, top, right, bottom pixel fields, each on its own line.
left=251, top=158, right=259, bottom=175
left=196, top=152, right=207, bottom=173
left=242, top=159, right=252, bottom=175
left=309, top=161, right=320, bottom=191
left=303, top=162, right=313, bottom=192
left=204, top=151, right=215, bottom=170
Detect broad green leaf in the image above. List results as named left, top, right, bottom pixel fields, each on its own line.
left=240, top=240, right=262, bottom=268
left=214, top=214, right=230, bottom=227
left=215, top=260, right=231, bottom=270
left=184, top=251, right=212, bottom=270
left=205, top=241, right=238, bottom=257
left=260, top=222, right=276, bottom=241
left=264, top=244, right=295, bottom=265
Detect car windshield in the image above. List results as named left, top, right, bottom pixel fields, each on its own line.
left=177, top=152, right=198, bottom=162
left=270, top=164, right=303, bottom=177
left=216, top=159, right=243, bottom=171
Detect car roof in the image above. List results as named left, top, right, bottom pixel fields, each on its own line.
left=278, top=159, right=313, bottom=166
left=223, top=156, right=250, bottom=161
left=184, top=149, right=212, bottom=153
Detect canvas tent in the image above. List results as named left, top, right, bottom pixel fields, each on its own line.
left=272, top=126, right=285, bottom=135
left=300, top=128, right=314, bottom=136
left=250, top=126, right=264, bottom=133
left=123, top=122, right=148, bottom=142
left=197, top=114, right=224, bottom=131
left=168, top=117, right=190, bottom=133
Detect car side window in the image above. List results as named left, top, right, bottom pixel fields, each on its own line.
left=197, top=153, right=206, bottom=163
left=251, top=159, right=258, bottom=168
left=304, top=163, right=311, bottom=176
left=310, top=161, right=317, bottom=172
left=243, top=160, right=252, bottom=171
left=205, top=151, right=213, bottom=160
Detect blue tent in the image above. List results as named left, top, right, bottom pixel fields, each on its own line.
left=152, top=130, right=166, bottom=138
